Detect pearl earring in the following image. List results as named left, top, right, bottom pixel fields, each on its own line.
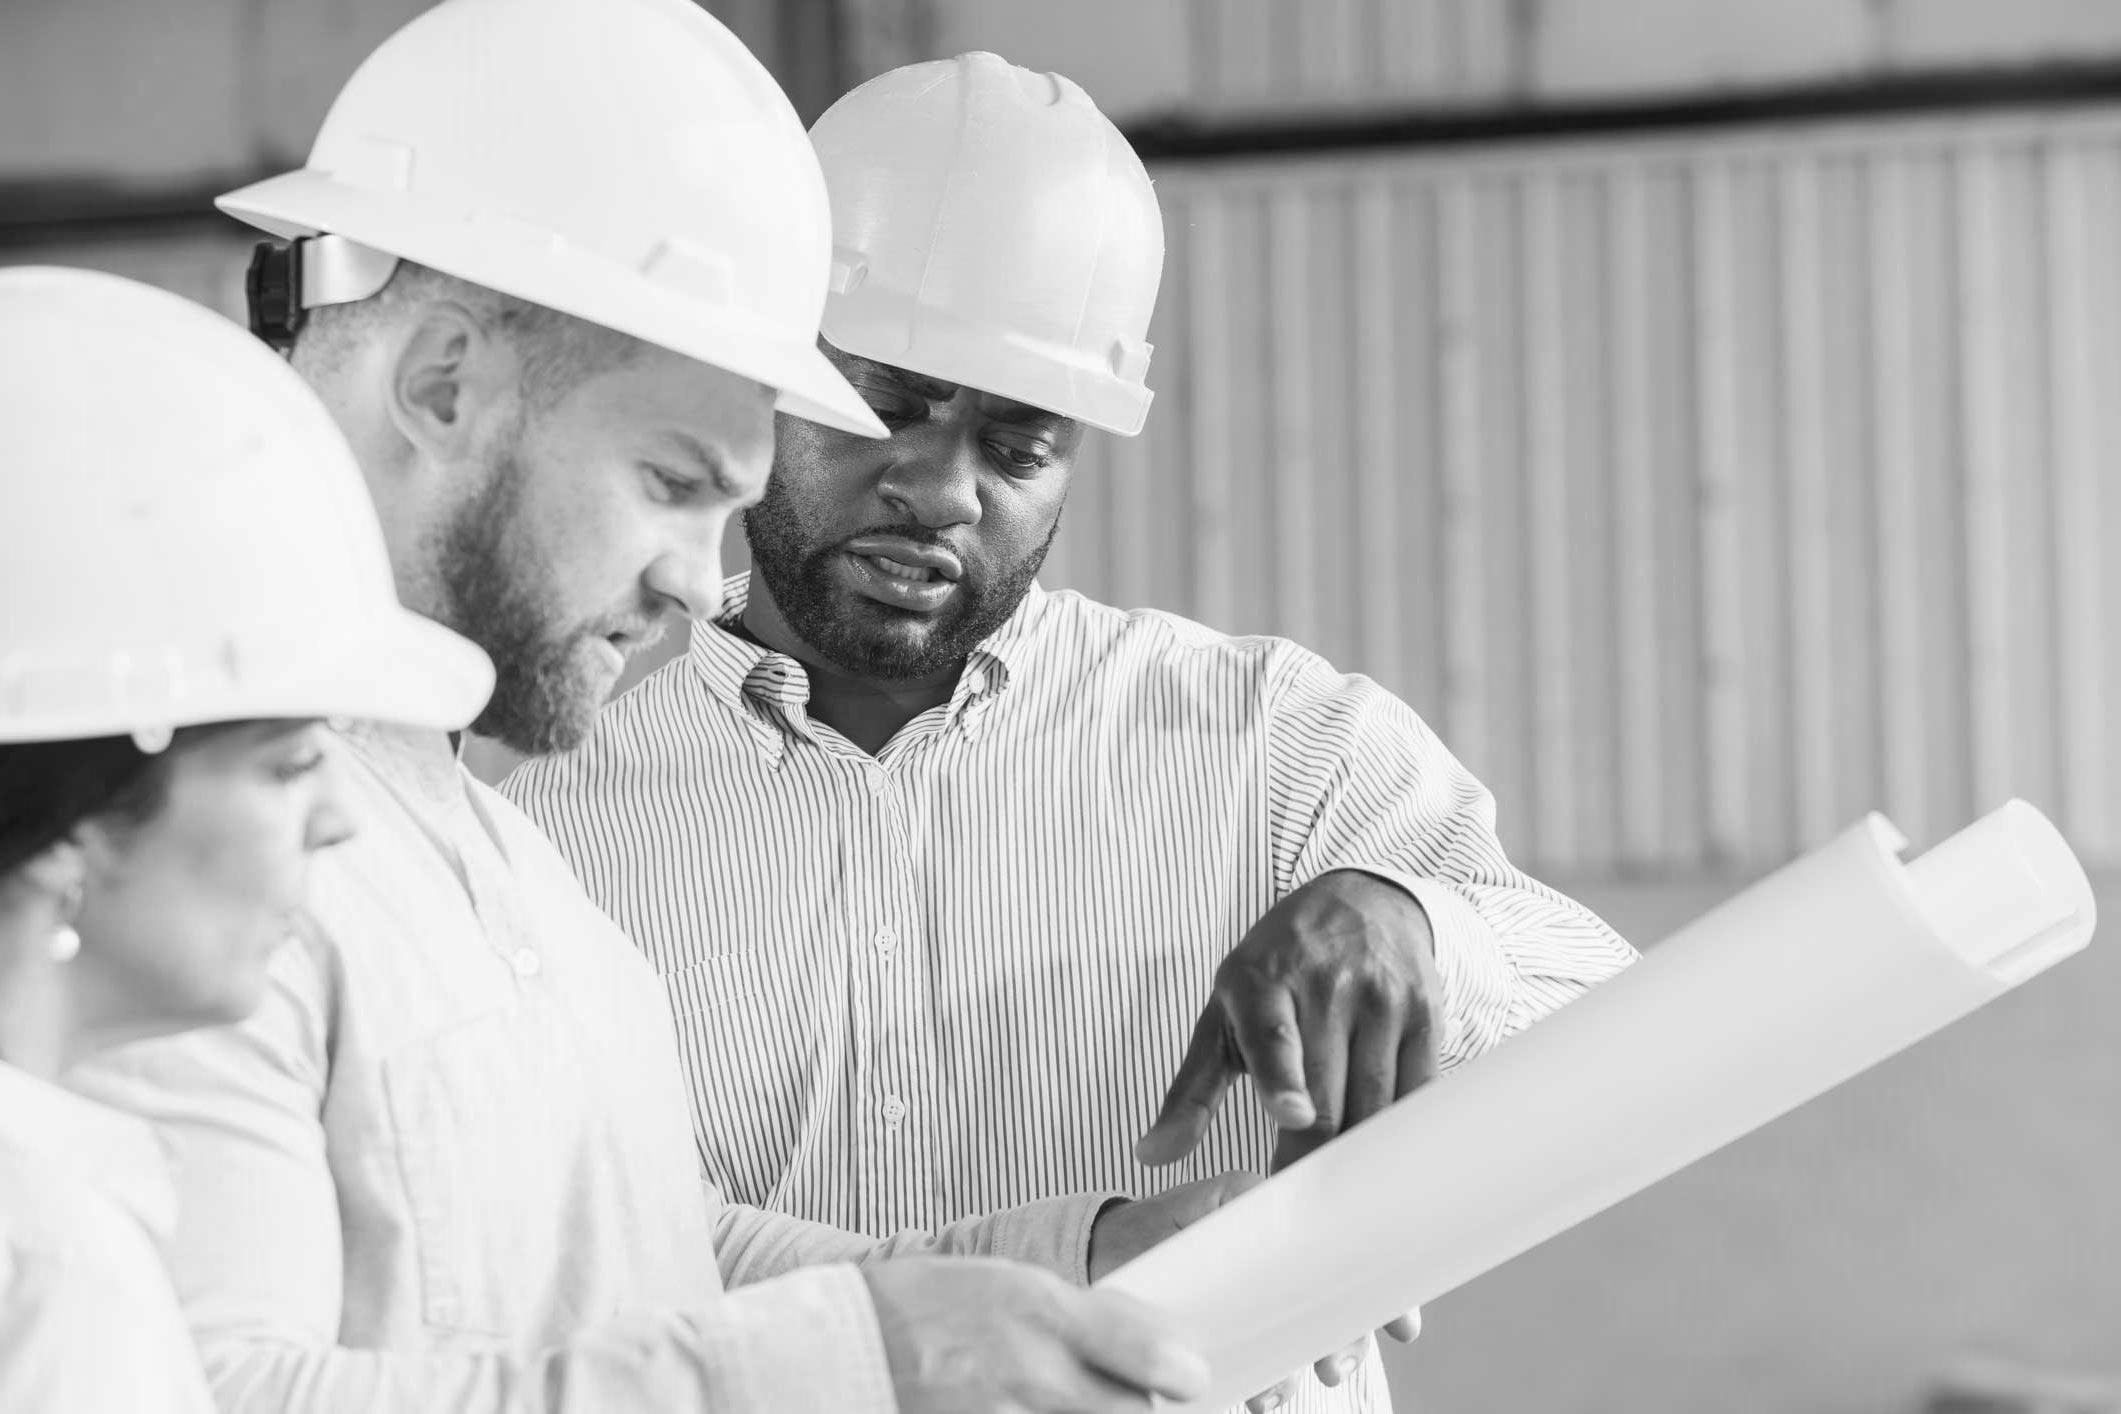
left=49, top=877, right=83, bottom=964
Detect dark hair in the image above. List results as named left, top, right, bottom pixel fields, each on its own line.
left=0, top=724, right=245, bottom=877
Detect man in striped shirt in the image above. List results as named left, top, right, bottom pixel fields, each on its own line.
left=506, top=54, right=1637, bottom=1414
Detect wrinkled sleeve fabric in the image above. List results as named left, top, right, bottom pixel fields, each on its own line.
left=67, top=934, right=898, bottom=1414
left=714, top=1190, right=1115, bottom=1289
left=0, top=1227, right=217, bottom=1414
left=1261, top=643, right=1639, bottom=1067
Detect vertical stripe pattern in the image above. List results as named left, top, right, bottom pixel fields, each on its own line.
left=1052, top=105, right=2121, bottom=872
left=18, top=111, right=2121, bottom=877
left=504, top=579, right=1637, bottom=1414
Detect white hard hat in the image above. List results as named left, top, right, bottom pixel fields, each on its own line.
left=810, top=52, right=1165, bottom=437
left=0, top=267, right=494, bottom=746
left=218, top=0, right=887, bottom=440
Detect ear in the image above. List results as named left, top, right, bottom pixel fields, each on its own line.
left=382, top=302, right=516, bottom=461
left=14, top=838, right=88, bottom=909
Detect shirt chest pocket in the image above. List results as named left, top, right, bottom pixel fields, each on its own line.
left=381, top=1000, right=597, bottom=1342
left=661, top=948, right=773, bottom=1020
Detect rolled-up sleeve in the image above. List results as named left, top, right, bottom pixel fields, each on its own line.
left=713, top=1190, right=1116, bottom=1289
left=1263, top=644, right=1639, bottom=1067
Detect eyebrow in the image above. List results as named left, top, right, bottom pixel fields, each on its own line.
left=904, top=372, right=962, bottom=402
left=662, top=430, right=749, bottom=501
left=984, top=395, right=1066, bottom=427
left=848, top=355, right=960, bottom=403
left=848, top=355, right=1062, bottom=427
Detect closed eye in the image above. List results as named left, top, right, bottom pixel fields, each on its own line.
left=643, top=463, right=703, bottom=505
left=274, top=753, right=326, bottom=783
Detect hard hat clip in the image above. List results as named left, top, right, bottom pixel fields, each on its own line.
left=245, top=241, right=306, bottom=352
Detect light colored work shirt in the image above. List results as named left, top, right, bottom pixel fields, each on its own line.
left=70, top=724, right=1101, bottom=1414
left=0, top=1061, right=214, bottom=1414
left=505, top=578, right=1641, bottom=1414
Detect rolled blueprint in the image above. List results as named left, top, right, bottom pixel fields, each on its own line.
left=1099, top=800, right=2097, bottom=1411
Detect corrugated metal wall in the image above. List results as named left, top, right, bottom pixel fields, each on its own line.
left=1041, top=105, right=2121, bottom=878
left=1146, top=0, right=2121, bottom=116
left=1185, top=0, right=1531, bottom=110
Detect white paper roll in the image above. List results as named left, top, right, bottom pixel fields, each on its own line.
left=1098, top=800, right=2097, bottom=1411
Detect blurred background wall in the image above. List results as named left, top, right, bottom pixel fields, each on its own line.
left=5, top=2, right=2118, bottom=1409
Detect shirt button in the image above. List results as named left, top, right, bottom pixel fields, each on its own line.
left=881, top=1095, right=907, bottom=1125
left=510, top=948, right=542, bottom=979
left=865, top=769, right=888, bottom=795
left=874, top=926, right=898, bottom=960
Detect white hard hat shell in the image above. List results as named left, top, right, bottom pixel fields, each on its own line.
left=811, top=53, right=1165, bottom=436
left=0, top=267, right=494, bottom=744
left=219, top=0, right=886, bottom=439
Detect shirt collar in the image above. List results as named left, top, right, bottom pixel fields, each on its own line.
left=335, top=721, right=466, bottom=807
left=689, top=575, right=811, bottom=721
left=962, top=581, right=1045, bottom=699
left=691, top=574, right=1050, bottom=724
left=0, top=1061, right=176, bottom=1243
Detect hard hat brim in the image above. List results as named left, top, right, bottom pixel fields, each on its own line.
left=307, top=604, right=498, bottom=735
left=218, top=172, right=890, bottom=440
left=825, top=307, right=1153, bottom=437
left=0, top=606, right=494, bottom=746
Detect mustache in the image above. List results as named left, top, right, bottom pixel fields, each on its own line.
left=584, top=610, right=669, bottom=647
left=835, top=522, right=959, bottom=552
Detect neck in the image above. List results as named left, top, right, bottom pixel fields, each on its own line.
left=316, top=371, right=452, bottom=625
left=739, top=571, right=964, bottom=754
left=0, top=907, right=78, bottom=1081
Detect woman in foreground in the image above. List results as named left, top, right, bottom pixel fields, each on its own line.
left=0, top=267, right=492, bottom=1412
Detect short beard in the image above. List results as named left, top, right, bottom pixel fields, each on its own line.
left=438, top=455, right=601, bottom=757
left=744, top=477, right=1058, bottom=683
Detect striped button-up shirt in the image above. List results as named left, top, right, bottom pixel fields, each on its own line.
left=505, top=577, right=1638, bottom=1413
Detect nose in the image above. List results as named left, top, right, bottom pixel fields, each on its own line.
left=304, top=771, right=357, bottom=853
left=875, top=430, right=984, bottom=530
left=642, top=530, right=727, bottom=621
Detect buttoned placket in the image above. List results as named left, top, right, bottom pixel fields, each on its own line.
left=835, top=742, right=894, bottom=1231
left=460, top=797, right=549, bottom=987
left=712, top=631, right=1012, bottom=1231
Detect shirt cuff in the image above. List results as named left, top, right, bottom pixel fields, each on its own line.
left=984, top=1191, right=1120, bottom=1286
left=1334, top=865, right=1515, bottom=1066
left=699, top=1263, right=898, bottom=1411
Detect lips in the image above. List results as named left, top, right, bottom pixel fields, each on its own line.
left=841, top=547, right=961, bottom=612
left=869, top=554, right=941, bottom=583
left=843, top=536, right=964, bottom=583
left=588, top=618, right=665, bottom=672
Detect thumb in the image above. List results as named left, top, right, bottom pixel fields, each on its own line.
left=1168, top=1170, right=1265, bottom=1228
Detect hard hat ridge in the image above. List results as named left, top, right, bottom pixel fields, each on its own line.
left=218, top=0, right=887, bottom=438
left=810, top=51, right=1166, bottom=437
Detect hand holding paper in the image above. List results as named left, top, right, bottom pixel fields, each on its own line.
left=1100, top=802, right=2098, bottom=1413
left=1087, top=1172, right=1418, bottom=1413
left=860, top=1257, right=1207, bottom=1413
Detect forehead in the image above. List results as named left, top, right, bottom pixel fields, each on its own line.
left=830, top=348, right=1062, bottom=424
left=169, top=721, right=314, bottom=770
left=552, top=346, right=776, bottom=469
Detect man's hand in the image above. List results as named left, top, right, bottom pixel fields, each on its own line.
left=863, top=1257, right=1207, bottom=1413
left=1087, top=1172, right=1262, bottom=1282
left=1248, top=1314, right=1422, bottom=1414
left=1136, top=869, right=1443, bottom=1172
left=1086, top=1174, right=1420, bottom=1411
